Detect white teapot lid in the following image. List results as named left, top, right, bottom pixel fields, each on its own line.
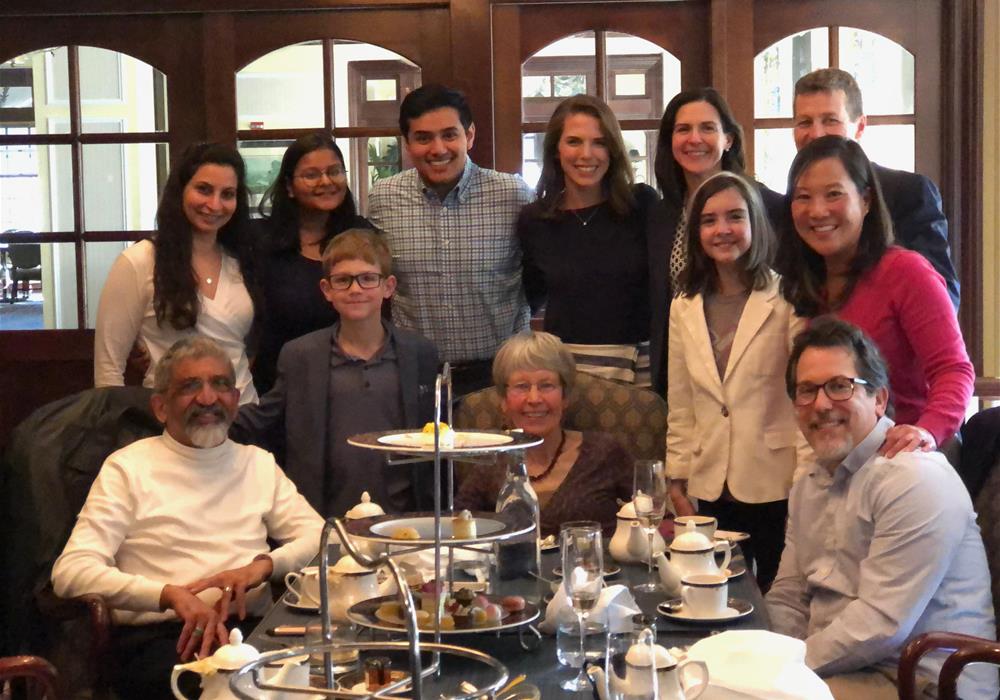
left=625, top=640, right=676, bottom=669
left=331, top=554, right=374, bottom=576
left=344, top=491, right=384, bottom=520
left=670, top=520, right=714, bottom=552
left=616, top=500, right=637, bottom=518
left=211, top=628, right=260, bottom=670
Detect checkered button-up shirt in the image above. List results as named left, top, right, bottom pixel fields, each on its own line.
left=368, top=160, right=533, bottom=363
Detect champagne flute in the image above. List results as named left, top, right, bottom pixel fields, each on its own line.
left=633, top=459, right=669, bottom=593
left=559, top=521, right=604, bottom=692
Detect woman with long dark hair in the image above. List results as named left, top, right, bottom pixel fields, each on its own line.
left=778, top=135, right=973, bottom=454
left=647, top=87, right=782, bottom=396
left=252, top=133, right=372, bottom=394
left=517, top=94, right=658, bottom=385
left=94, top=142, right=262, bottom=404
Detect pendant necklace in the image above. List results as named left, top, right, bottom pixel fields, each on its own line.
left=569, top=205, right=601, bottom=227
left=529, top=430, right=567, bottom=483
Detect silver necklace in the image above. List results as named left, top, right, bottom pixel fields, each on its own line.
left=569, top=205, right=601, bottom=227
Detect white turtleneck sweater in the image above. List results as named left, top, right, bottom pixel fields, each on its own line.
left=52, top=432, right=323, bottom=625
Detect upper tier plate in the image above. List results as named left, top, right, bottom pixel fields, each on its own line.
left=348, top=429, right=541, bottom=455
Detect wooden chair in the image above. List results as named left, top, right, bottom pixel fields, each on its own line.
left=0, top=655, right=59, bottom=699
left=453, top=371, right=668, bottom=461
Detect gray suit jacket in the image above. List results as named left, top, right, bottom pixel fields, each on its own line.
left=231, top=323, right=439, bottom=516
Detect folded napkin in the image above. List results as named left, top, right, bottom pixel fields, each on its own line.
left=538, top=583, right=641, bottom=634
left=684, top=630, right=833, bottom=700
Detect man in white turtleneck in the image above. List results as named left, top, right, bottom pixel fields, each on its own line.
left=52, top=336, right=323, bottom=699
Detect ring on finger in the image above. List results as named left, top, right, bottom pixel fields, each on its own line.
left=193, top=627, right=205, bottom=637
left=223, top=586, right=233, bottom=594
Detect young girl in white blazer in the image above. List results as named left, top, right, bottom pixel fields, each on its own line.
left=666, top=171, right=810, bottom=590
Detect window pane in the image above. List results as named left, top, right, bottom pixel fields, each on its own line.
left=0, top=143, right=74, bottom=232
left=522, top=75, right=551, bottom=98
left=521, top=133, right=544, bottom=190
left=606, top=32, right=679, bottom=118
left=861, top=124, right=915, bottom=171
left=0, top=242, right=77, bottom=329
left=754, top=28, right=829, bottom=118
left=85, top=240, right=132, bottom=328
left=522, top=31, right=596, bottom=123
left=365, top=79, right=397, bottom=102
left=753, top=127, right=796, bottom=194
left=622, top=129, right=658, bottom=186
left=76, top=47, right=168, bottom=133
left=82, top=142, right=166, bottom=231
left=1, top=48, right=69, bottom=133
left=365, top=136, right=402, bottom=186
left=237, top=42, right=324, bottom=130
left=839, top=28, right=914, bottom=115
left=238, top=140, right=293, bottom=214
left=333, top=41, right=420, bottom=128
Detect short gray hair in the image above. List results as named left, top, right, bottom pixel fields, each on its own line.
left=492, top=331, right=576, bottom=397
left=152, top=336, right=235, bottom=394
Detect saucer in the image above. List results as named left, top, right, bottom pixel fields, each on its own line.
left=714, top=529, right=750, bottom=543
left=552, top=564, right=621, bottom=579
left=657, top=597, right=753, bottom=623
left=282, top=590, right=320, bottom=612
left=723, top=563, right=746, bottom=579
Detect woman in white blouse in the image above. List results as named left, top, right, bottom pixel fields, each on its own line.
left=94, top=142, right=262, bottom=404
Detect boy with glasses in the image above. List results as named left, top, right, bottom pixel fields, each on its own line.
left=232, top=228, right=439, bottom=517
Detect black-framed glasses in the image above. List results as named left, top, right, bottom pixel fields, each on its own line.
left=793, top=376, right=871, bottom=406
left=293, top=166, right=347, bottom=184
left=326, top=272, right=384, bottom=290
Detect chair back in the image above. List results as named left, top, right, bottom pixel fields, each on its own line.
left=9, top=243, right=41, bottom=270
left=974, top=445, right=1000, bottom=638
left=454, top=372, right=667, bottom=461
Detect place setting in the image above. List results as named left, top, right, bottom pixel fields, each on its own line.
left=657, top=571, right=755, bottom=624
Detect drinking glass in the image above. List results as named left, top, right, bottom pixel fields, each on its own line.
left=559, top=521, right=604, bottom=692
left=633, top=459, right=669, bottom=593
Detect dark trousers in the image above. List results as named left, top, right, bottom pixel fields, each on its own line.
left=698, top=498, right=788, bottom=593
left=110, top=617, right=260, bottom=699
left=447, top=359, right=494, bottom=398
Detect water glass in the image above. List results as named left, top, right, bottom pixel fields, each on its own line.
left=556, top=618, right=607, bottom=667
left=304, top=622, right=359, bottom=674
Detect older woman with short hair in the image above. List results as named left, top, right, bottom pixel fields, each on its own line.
left=455, top=331, right=632, bottom=536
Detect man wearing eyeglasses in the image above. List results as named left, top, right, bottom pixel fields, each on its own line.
left=232, top=228, right=439, bottom=517
left=766, top=317, right=996, bottom=700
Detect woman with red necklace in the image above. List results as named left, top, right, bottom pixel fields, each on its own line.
left=455, top=331, right=633, bottom=536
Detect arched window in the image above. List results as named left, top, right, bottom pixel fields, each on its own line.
left=520, top=31, right=680, bottom=188
left=0, top=45, right=168, bottom=329
left=753, top=27, right=915, bottom=192
left=235, top=39, right=421, bottom=212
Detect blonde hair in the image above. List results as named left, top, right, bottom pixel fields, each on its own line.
left=321, top=228, right=392, bottom=276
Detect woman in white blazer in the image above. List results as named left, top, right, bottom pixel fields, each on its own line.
left=667, top=171, right=809, bottom=590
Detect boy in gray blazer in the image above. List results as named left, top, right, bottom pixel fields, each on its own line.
left=232, top=228, right=439, bottom=517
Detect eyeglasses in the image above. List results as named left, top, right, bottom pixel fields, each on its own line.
left=506, top=381, right=562, bottom=398
left=293, top=166, right=347, bottom=185
left=793, top=376, right=871, bottom=406
left=327, top=272, right=384, bottom=290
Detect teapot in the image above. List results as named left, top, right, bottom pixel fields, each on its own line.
left=609, top=501, right=667, bottom=563
left=590, top=628, right=709, bottom=700
left=170, top=628, right=309, bottom=700
left=664, top=521, right=731, bottom=579
left=344, top=491, right=385, bottom=560
left=325, top=554, right=397, bottom=622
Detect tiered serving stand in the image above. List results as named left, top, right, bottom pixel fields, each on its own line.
left=230, top=365, right=543, bottom=699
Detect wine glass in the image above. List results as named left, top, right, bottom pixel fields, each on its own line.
left=559, top=521, right=604, bottom=692
left=633, top=459, right=669, bottom=593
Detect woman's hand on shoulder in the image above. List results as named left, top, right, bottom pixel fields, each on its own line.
left=879, top=423, right=936, bottom=458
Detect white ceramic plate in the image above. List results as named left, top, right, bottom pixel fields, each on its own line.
left=551, top=564, right=621, bottom=579
left=714, top=529, right=751, bottom=543
left=657, top=597, right=753, bottom=623
left=345, top=511, right=533, bottom=546
left=347, top=429, right=540, bottom=455
left=376, top=431, right=514, bottom=449
left=282, top=590, right=319, bottom=612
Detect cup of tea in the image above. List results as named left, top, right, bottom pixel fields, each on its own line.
left=284, top=566, right=330, bottom=606
left=680, top=572, right=728, bottom=618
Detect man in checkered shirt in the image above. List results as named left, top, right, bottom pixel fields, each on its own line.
left=368, top=84, right=534, bottom=395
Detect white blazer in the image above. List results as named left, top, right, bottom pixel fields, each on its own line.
left=666, top=273, right=811, bottom=503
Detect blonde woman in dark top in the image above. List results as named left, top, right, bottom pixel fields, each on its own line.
left=667, top=172, right=809, bottom=590
left=455, top=331, right=632, bottom=536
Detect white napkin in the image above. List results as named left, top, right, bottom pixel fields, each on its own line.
left=538, top=583, right=641, bottom=634
left=684, top=630, right=833, bottom=700
left=388, top=546, right=491, bottom=583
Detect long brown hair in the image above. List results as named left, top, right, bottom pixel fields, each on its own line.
left=533, top=94, right=635, bottom=218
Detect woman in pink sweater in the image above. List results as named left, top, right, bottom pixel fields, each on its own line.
left=777, top=135, right=972, bottom=455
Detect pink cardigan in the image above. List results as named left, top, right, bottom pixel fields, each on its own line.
left=836, top=247, right=973, bottom=445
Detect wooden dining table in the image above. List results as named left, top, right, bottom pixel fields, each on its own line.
left=247, top=544, right=771, bottom=697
